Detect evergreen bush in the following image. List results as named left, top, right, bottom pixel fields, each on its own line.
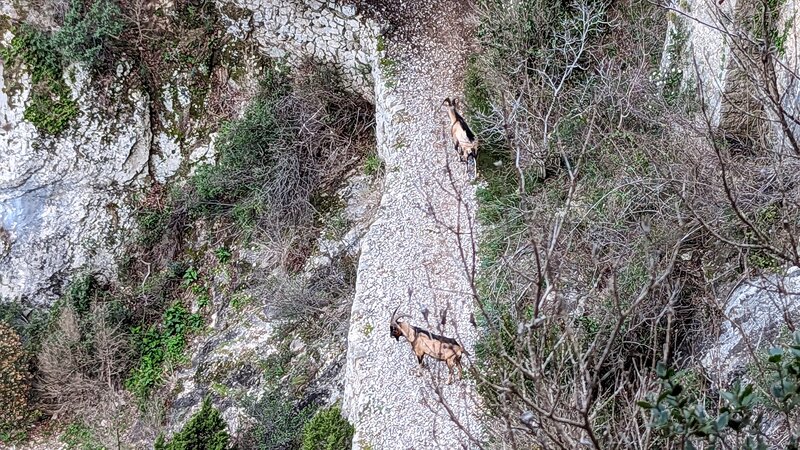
left=301, top=405, right=354, bottom=450
left=155, top=398, right=230, bottom=450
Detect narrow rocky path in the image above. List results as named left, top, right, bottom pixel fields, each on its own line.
left=343, top=1, right=483, bottom=448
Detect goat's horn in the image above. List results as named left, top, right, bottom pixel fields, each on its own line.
left=390, top=305, right=400, bottom=324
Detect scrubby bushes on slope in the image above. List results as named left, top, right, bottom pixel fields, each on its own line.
left=463, top=0, right=800, bottom=447
left=0, top=323, right=31, bottom=442
left=189, top=61, right=374, bottom=269
left=0, top=270, right=205, bottom=445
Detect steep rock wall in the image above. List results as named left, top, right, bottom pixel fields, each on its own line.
left=0, top=55, right=151, bottom=304
left=215, top=0, right=485, bottom=446
left=0, top=3, right=284, bottom=306
left=660, top=0, right=737, bottom=125
left=702, top=266, right=800, bottom=383
left=217, top=0, right=379, bottom=99
left=159, top=0, right=382, bottom=441
left=663, top=0, right=799, bottom=148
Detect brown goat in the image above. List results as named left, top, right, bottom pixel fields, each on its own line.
left=442, top=97, right=479, bottom=179
left=389, top=306, right=466, bottom=384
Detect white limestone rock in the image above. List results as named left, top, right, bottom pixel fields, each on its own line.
left=153, top=132, right=184, bottom=183
left=0, top=58, right=151, bottom=305
left=216, top=0, right=378, bottom=100
left=702, top=267, right=800, bottom=384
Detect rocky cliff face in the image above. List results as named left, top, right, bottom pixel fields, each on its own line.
left=0, top=53, right=151, bottom=304
left=217, top=0, right=378, bottom=99
left=0, top=0, right=377, bottom=307
left=7, top=0, right=800, bottom=447
left=341, top=0, right=484, bottom=447
left=702, top=266, right=800, bottom=384
left=156, top=0, right=386, bottom=442
left=3, top=0, right=391, bottom=445
left=664, top=0, right=800, bottom=147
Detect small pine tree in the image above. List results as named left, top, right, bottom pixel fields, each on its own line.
left=301, top=405, right=354, bottom=450
left=156, top=398, right=230, bottom=450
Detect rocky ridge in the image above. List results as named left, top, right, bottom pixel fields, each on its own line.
left=342, top=1, right=483, bottom=448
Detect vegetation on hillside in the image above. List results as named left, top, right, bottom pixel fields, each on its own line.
left=0, top=0, right=237, bottom=136
left=301, top=404, right=354, bottom=450
left=451, top=0, right=800, bottom=448
left=0, top=323, right=31, bottom=442
left=0, top=0, right=122, bottom=134
left=189, top=61, right=374, bottom=261
left=0, top=1, right=373, bottom=445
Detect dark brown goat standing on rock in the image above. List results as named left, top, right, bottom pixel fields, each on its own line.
left=442, top=97, right=479, bottom=179
left=389, top=306, right=466, bottom=384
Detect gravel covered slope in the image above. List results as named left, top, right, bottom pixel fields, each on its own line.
left=344, top=1, right=484, bottom=448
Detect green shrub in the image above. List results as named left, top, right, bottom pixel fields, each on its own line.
left=189, top=66, right=294, bottom=217
left=463, top=57, right=492, bottom=119
left=0, top=25, right=61, bottom=83
left=135, top=206, right=170, bottom=247
left=0, top=323, right=31, bottom=441
left=52, top=0, right=123, bottom=67
left=640, top=333, right=800, bottom=448
left=126, top=303, right=202, bottom=400
left=639, top=363, right=764, bottom=448
left=363, top=154, right=383, bottom=176
left=0, top=302, right=50, bottom=355
left=63, top=273, right=106, bottom=316
left=248, top=390, right=315, bottom=450
left=189, top=63, right=374, bottom=240
left=214, top=247, right=232, bottom=264
left=24, top=81, right=80, bottom=135
left=301, top=405, right=354, bottom=450
left=155, top=398, right=230, bottom=450
left=1, top=25, right=77, bottom=134
left=0, top=0, right=122, bottom=134
left=61, top=422, right=104, bottom=450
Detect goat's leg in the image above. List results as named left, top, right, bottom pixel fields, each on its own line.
left=416, top=354, right=425, bottom=376
left=446, top=360, right=455, bottom=385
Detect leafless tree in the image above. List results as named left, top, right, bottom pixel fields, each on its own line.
left=420, top=0, right=800, bottom=447
left=472, top=0, right=611, bottom=192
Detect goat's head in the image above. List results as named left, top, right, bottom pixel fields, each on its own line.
left=389, top=306, right=408, bottom=341
left=442, top=97, right=455, bottom=110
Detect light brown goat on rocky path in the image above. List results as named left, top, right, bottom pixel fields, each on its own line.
left=442, top=97, right=478, bottom=179
left=389, top=306, right=466, bottom=384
